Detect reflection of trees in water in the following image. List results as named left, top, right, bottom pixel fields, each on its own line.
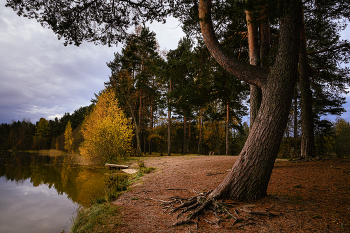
left=0, top=152, right=108, bottom=206
left=0, top=153, right=32, bottom=182
left=76, top=168, right=106, bottom=207
left=61, top=157, right=71, bottom=188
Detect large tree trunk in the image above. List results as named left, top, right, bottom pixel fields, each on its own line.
left=199, top=0, right=301, bottom=201
left=299, top=7, right=315, bottom=159
left=246, top=9, right=261, bottom=128
left=250, top=86, right=262, bottom=128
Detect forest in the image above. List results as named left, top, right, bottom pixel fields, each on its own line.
left=1, top=0, right=350, bottom=159
left=0, top=21, right=349, bottom=159
left=2, top=1, right=350, bottom=230
left=1, top=104, right=350, bottom=159
left=1, top=0, right=350, bottom=214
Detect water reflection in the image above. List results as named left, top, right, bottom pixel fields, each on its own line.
left=0, top=177, right=76, bottom=233
left=0, top=151, right=117, bottom=233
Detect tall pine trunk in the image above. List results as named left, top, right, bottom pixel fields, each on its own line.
left=246, top=9, right=261, bottom=128
left=149, top=97, right=153, bottom=155
left=199, top=0, right=301, bottom=201
left=293, top=90, right=299, bottom=157
left=167, top=81, right=172, bottom=156
left=259, top=6, right=270, bottom=68
left=188, top=118, right=191, bottom=153
left=198, top=108, right=202, bottom=155
left=127, top=101, right=141, bottom=156
left=139, top=91, right=143, bottom=153
left=226, top=104, right=229, bottom=155
left=299, top=7, right=315, bottom=159
left=183, top=115, right=187, bottom=154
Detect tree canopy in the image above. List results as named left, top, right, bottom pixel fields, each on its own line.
left=6, top=0, right=172, bottom=46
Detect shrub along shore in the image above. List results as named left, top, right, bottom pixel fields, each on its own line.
left=70, top=158, right=155, bottom=233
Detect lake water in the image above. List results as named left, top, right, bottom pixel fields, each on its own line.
left=0, top=151, right=112, bottom=233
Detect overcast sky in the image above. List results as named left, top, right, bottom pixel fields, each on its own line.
left=0, top=1, right=349, bottom=125
left=0, top=0, right=185, bottom=124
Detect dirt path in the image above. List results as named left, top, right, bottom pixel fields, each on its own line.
left=113, top=155, right=350, bottom=232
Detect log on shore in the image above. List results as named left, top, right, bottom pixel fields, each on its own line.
left=105, top=163, right=129, bottom=170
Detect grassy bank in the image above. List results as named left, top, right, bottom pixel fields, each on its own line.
left=70, top=158, right=155, bottom=233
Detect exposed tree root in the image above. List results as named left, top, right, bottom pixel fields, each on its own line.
left=232, top=218, right=244, bottom=226
left=170, top=219, right=198, bottom=228
left=240, top=209, right=279, bottom=217
left=155, top=190, right=280, bottom=228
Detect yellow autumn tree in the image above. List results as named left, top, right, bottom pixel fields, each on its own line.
left=79, top=88, right=133, bottom=164
left=64, top=120, right=74, bottom=153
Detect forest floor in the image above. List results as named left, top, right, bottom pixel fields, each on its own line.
left=112, top=155, right=350, bottom=232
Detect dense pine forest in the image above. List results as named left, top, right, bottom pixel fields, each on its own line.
left=1, top=107, right=350, bottom=158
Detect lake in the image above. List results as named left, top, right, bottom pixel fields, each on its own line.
left=0, top=151, right=113, bottom=233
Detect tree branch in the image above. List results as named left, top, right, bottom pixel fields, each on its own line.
left=308, top=42, right=350, bottom=55
left=199, top=0, right=268, bottom=88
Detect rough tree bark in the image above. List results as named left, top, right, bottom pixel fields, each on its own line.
left=199, top=0, right=301, bottom=200
left=299, top=7, right=315, bottom=159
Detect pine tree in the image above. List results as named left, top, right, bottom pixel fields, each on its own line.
left=107, top=26, right=161, bottom=156
left=33, top=118, right=49, bottom=150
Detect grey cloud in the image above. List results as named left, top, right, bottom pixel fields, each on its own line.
left=0, top=1, right=115, bottom=123
left=0, top=1, right=184, bottom=124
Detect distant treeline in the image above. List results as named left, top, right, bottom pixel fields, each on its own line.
left=1, top=105, right=350, bottom=159
left=0, top=103, right=250, bottom=156
left=0, top=105, right=93, bottom=151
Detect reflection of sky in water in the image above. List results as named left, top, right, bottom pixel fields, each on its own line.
left=0, top=177, right=78, bottom=233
